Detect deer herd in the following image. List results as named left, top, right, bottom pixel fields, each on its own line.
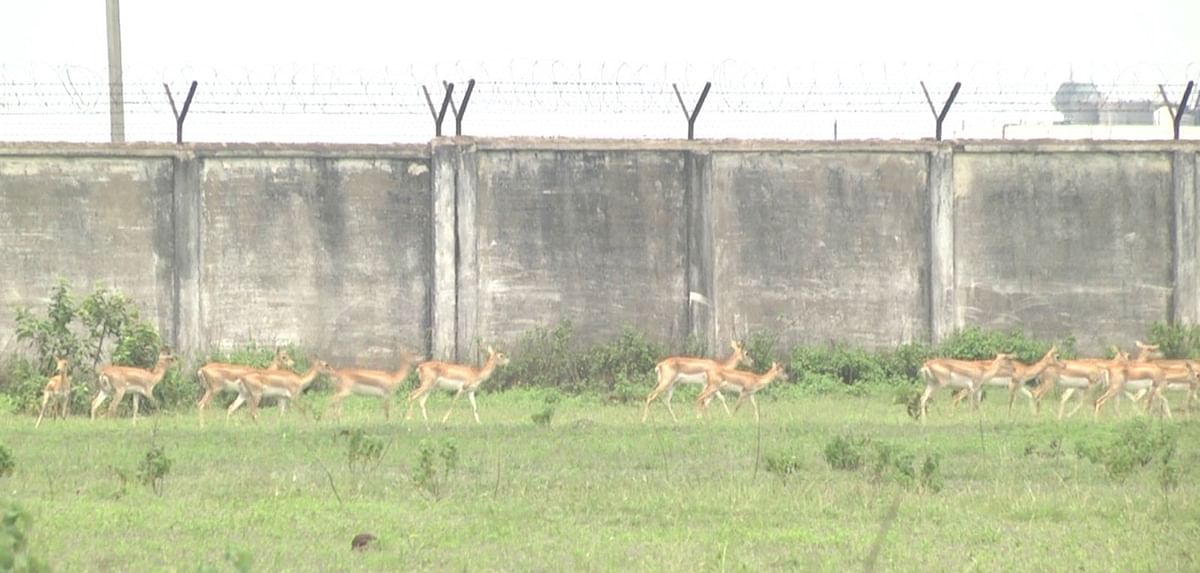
left=30, top=337, right=1198, bottom=427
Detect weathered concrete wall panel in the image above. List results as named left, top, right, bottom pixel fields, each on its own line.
left=198, top=157, right=432, bottom=368
left=710, top=152, right=930, bottom=349
left=953, top=152, right=1173, bottom=352
left=0, top=157, right=174, bottom=348
left=471, top=150, right=689, bottom=347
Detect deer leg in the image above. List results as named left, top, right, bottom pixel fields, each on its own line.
left=108, top=388, right=127, bottom=418
left=36, top=392, right=52, bottom=428
left=442, top=388, right=465, bottom=424
left=750, top=395, right=760, bottom=422
left=132, top=394, right=141, bottom=424
left=90, top=390, right=109, bottom=419
left=468, top=391, right=481, bottom=424
left=227, top=392, right=247, bottom=420
left=918, top=385, right=936, bottom=423
left=663, top=386, right=679, bottom=423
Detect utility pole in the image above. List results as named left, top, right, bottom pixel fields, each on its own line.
left=106, top=0, right=125, bottom=143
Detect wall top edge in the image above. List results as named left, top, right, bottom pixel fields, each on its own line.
left=0, top=138, right=1196, bottom=157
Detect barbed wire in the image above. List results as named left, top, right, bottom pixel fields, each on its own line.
left=1, top=60, right=1197, bottom=143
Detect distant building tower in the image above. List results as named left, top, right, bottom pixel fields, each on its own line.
left=1053, top=81, right=1101, bottom=124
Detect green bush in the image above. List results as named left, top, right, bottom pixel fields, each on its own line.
left=0, top=444, right=13, bottom=478
left=764, top=452, right=804, bottom=481
left=823, top=434, right=869, bottom=471
left=1074, top=419, right=1177, bottom=481
left=0, top=502, right=50, bottom=572
left=5, top=280, right=168, bottom=415
left=1145, top=321, right=1200, bottom=359
left=137, top=444, right=173, bottom=495
left=935, top=326, right=1074, bottom=363
left=493, top=321, right=660, bottom=393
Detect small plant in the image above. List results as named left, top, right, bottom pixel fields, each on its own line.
left=764, top=452, right=804, bottom=481
left=918, top=453, right=943, bottom=493
left=868, top=442, right=916, bottom=488
left=0, top=502, right=50, bottom=572
left=342, top=429, right=385, bottom=473
left=137, top=444, right=173, bottom=495
left=0, top=444, right=13, bottom=478
left=1074, top=419, right=1177, bottom=481
left=412, top=439, right=458, bottom=500
left=531, top=404, right=555, bottom=426
left=824, top=434, right=869, bottom=471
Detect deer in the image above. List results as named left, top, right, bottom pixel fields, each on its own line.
left=91, top=348, right=177, bottom=423
left=326, top=349, right=418, bottom=419
left=1122, top=341, right=1199, bottom=416
left=917, top=353, right=1016, bottom=422
left=695, top=361, right=787, bottom=421
left=196, top=347, right=295, bottom=423
left=949, top=346, right=1063, bottom=415
left=35, top=357, right=71, bottom=428
left=405, top=346, right=509, bottom=424
left=229, top=359, right=335, bottom=421
left=642, top=340, right=753, bottom=423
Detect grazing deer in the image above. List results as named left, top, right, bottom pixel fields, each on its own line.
left=405, top=346, right=509, bottom=424
left=91, top=348, right=177, bottom=423
left=695, top=361, right=787, bottom=421
left=642, top=340, right=753, bottom=423
left=35, top=357, right=70, bottom=428
left=326, top=350, right=418, bottom=419
left=196, top=347, right=295, bottom=423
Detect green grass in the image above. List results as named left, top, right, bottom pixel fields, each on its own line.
left=1, top=387, right=1198, bottom=572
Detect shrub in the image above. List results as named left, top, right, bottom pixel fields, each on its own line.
left=1074, top=419, right=1177, bottom=481
left=412, top=439, right=459, bottom=500
left=764, top=452, right=804, bottom=481
left=0, top=444, right=13, bottom=478
left=342, top=429, right=385, bottom=473
left=0, top=502, right=49, bottom=572
left=494, top=321, right=660, bottom=393
left=1145, top=321, right=1200, bottom=359
left=6, top=280, right=167, bottom=414
left=935, top=326, right=1074, bottom=363
left=823, top=434, right=869, bottom=471
left=137, top=444, right=173, bottom=495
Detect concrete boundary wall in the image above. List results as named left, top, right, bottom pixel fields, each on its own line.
left=1, top=140, right=1198, bottom=363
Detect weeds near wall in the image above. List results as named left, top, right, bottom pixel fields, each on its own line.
left=137, top=444, right=173, bottom=496
left=4, top=280, right=172, bottom=414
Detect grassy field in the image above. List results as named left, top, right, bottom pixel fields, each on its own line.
left=2, top=387, right=1198, bottom=572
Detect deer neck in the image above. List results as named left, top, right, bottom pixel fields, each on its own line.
left=148, top=358, right=172, bottom=384
left=720, top=352, right=744, bottom=369
left=297, top=365, right=325, bottom=389
left=476, top=356, right=499, bottom=381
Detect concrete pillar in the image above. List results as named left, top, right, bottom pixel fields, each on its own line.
left=455, top=143, right=479, bottom=362
left=171, top=152, right=202, bottom=357
left=685, top=150, right=717, bottom=353
left=430, top=140, right=458, bottom=360
left=928, top=146, right=956, bottom=342
left=1173, top=150, right=1199, bottom=325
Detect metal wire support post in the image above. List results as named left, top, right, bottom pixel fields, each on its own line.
left=443, top=79, right=476, bottom=136
left=163, top=81, right=198, bottom=144
left=422, top=83, right=455, bottom=137
left=673, top=82, right=712, bottom=140
left=920, top=81, right=961, bottom=141
left=1158, top=81, right=1195, bottom=141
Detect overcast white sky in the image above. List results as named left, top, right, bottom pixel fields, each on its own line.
left=4, top=0, right=1197, bottom=68
left=1, top=1, right=1198, bottom=142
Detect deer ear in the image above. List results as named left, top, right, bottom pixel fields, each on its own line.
left=487, top=345, right=495, bottom=354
